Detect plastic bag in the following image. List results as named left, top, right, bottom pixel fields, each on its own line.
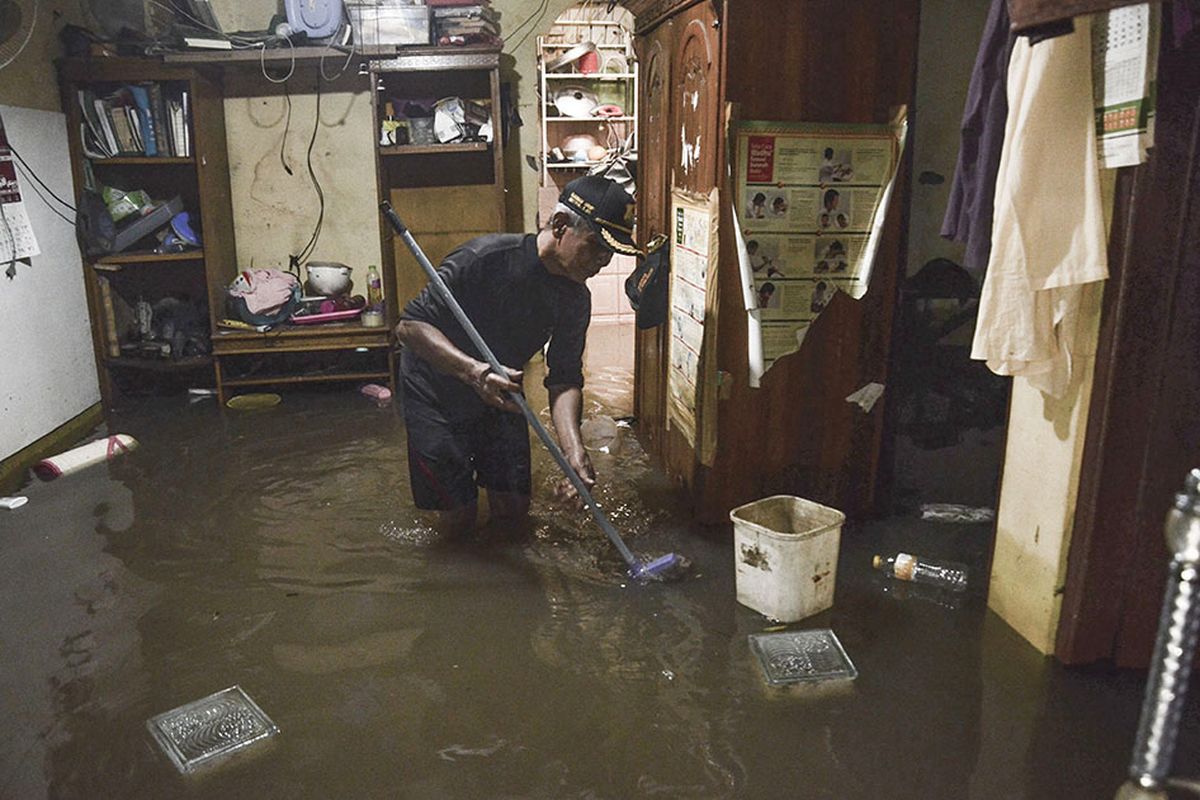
left=102, top=186, right=151, bottom=223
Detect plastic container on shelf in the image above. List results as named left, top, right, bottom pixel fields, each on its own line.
left=349, top=4, right=430, bottom=46
left=729, top=495, right=846, bottom=622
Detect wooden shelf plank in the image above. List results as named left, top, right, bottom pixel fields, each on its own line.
left=545, top=115, right=635, bottom=122
left=214, top=323, right=389, bottom=341
left=544, top=73, right=636, bottom=79
left=89, top=156, right=195, bottom=165
left=222, top=371, right=391, bottom=387
left=94, top=250, right=205, bottom=265
left=547, top=162, right=604, bottom=169
left=379, top=142, right=491, bottom=156
left=163, top=44, right=397, bottom=65
left=105, top=356, right=213, bottom=371
left=161, top=43, right=503, bottom=67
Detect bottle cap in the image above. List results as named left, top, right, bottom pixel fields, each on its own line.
left=871, top=555, right=882, bottom=570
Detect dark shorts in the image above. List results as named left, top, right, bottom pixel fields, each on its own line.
left=402, top=390, right=531, bottom=511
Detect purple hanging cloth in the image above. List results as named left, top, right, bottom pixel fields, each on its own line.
left=941, top=0, right=1016, bottom=273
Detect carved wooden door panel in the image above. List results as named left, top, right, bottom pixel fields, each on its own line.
left=669, top=4, right=719, bottom=197
left=662, top=1, right=720, bottom=483
left=633, top=24, right=673, bottom=446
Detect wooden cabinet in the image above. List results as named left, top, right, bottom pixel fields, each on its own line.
left=626, top=0, right=921, bottom=522
left=370, top=47, right=506, bottom=311
left=59, top=58, right=236, bottom=410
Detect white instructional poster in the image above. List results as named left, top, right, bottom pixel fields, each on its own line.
left=0, top=111, right=41, bottom=272
left=733, top=113, right=906, bottom=386
left=667, top=188, right=719, bottom=452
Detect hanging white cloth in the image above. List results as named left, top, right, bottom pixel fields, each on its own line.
left=971, top=16, right=1108, bottom=398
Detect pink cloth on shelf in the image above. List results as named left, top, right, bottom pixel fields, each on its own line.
left=228, top=269, right=300, bottom=315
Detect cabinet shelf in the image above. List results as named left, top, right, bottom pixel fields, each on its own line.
left=547, top=161, right=605, bottom=169
left=215, top=323, right=388, bottom=339
left=221, top=370, right=391, bottom=388
left=89, top=156, right=195, bottom=165
left=379, top=142, right=491, bottom=156
left=105, top=355, right=213, bottom=371
left=544, top=73, right=636, bottom=80
left=545, top=115, right=635, bottom=122
left=93, top=250, right=205, bottom=265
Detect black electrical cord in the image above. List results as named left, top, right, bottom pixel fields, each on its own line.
left=279, top=81, right=294, bottom=176
left=13, top=162, right=75, bottom=225
left=7, top=143, right=76, bottom=214
left=504, top=0, right=550, bottom=45
left=292, top=72, right=325, bottom=270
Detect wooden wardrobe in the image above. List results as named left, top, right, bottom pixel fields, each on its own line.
left=625, top=0, right=921, bottom=523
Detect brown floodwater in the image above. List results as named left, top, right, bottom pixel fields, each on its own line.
left=1, top=374, right=1196, bottom=799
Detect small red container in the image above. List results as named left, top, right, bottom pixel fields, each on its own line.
left=578, top=49, right=600, bottom=74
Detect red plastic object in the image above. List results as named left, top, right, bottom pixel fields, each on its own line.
left=361, top=383, right=392, bottom=406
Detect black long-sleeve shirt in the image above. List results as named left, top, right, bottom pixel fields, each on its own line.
left=399, top=233, right=590, bottom=421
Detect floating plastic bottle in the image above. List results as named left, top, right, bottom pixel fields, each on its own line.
left=872, top=552, right=969, bottom=593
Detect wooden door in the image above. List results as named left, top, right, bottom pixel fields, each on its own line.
left=633, top=21, right=674, bottom=449
left=660, top=0, right=722, bottom=487
left=700, top=0, right=920, bottom=522
left=628, top=0, right=919, bottom=522
left=1056, top=32, right=1200, bottom=667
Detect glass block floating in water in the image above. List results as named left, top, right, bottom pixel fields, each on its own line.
left=147, top=685, right=278, bottom=773
left=749, top=629, right=858, bottom=686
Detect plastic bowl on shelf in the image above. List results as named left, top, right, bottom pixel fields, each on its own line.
left=561, top=134, right=599, bottom=162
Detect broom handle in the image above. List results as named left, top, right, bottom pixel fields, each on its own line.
left=381, top=202, right=642, bottom=572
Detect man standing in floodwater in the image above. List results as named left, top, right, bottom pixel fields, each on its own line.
left=394, top=175, right=641, bottom=535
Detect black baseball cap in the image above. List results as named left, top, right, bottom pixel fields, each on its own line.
left=559, top=175, right=640, bottom=256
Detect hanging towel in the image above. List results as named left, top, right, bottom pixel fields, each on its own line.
left=941, top=0, right=1015, bottom=272
left=971, top=15, right=1108, bottom=398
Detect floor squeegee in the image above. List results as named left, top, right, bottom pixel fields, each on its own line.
left=381, top=202, right=686, bottom=581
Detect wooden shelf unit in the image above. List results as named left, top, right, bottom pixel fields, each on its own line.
left=59, top=58, right=236, bottom=410
left=212, top=324, right=394, bottom=402
left=371, top=47, right=506, bottom=313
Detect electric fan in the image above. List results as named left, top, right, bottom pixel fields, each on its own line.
left=0, top=0, right=37, bottom=71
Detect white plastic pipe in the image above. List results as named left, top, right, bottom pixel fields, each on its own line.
left=33, top=435, right=138, bottom=481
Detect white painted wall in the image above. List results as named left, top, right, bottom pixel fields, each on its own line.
left=905, top=0, right=990, bottom=277
left=0, top=106, right=99, bottom=459
left=222, top=70, right=381, bottom=276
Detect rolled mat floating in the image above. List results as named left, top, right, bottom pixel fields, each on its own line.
left=33, top=434, right=138, bottom=481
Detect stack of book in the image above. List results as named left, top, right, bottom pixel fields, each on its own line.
left=431, top=3, right=500, bottom=46
left=78, top=83, right=191, bottom=159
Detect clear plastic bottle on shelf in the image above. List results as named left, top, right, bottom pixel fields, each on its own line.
left=872, top=552, right=969, bottom=593
left=366, top=264, right=383, bottom=310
